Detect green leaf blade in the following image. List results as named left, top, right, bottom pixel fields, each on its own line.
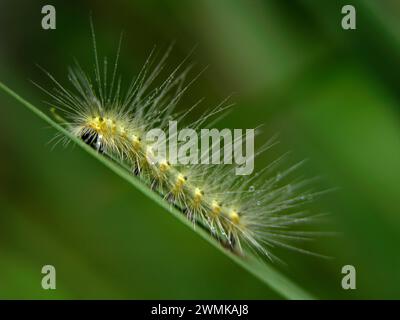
left=0, top=81, right=315, bottom=300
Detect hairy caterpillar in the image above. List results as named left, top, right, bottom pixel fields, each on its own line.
left=35, top=21, right=327, bottom=263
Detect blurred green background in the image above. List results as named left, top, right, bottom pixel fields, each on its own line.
left=1, top=0, right=400, bottom=299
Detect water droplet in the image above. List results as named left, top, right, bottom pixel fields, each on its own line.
left=249, top=186, right=255, bottom=192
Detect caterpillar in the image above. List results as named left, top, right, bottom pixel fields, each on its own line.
left=35, top=20, right=327, bottom=263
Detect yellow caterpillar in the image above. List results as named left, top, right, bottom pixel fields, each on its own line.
left=36, top=20, right=327, bottom=263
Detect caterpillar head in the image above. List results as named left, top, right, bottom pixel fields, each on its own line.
left=81, top=131, right=104, bottom=153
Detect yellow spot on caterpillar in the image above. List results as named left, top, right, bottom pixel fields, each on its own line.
left=131, top=135, right=141, bottom=149
left=99, top=117, right=116, bottom=134
left=192, top=188, right=203, bottom=207
left=159, top=161, right=170, bottom=172
left=176, top=174, right=186, bottom=186
left=229, top=210, right=240, bottom=224
left=172, top=174, right=186, bottom=194
left=211, top=200, right=222, bottom=216
left=88, top=116, right=103, bottom=131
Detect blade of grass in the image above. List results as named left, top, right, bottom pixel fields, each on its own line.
left=0, top=81, right=315, bottom=300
